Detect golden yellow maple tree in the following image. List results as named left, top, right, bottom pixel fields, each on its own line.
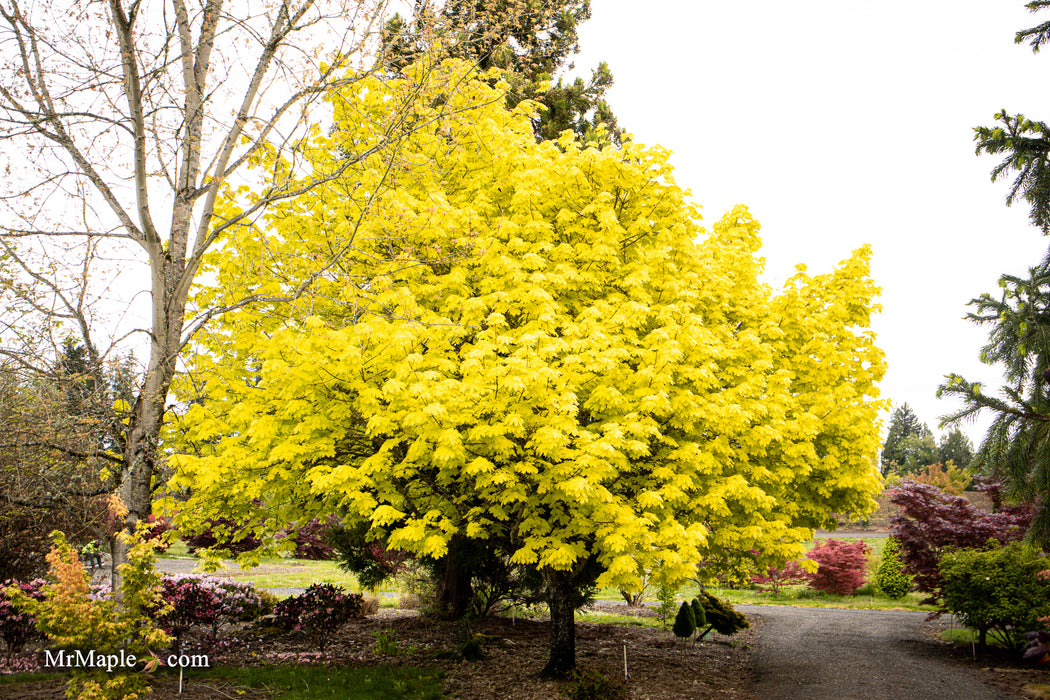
left=171, top=58, right=885, bottom=675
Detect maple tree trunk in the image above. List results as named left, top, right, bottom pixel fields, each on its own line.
left=435, top=544, right=474, bottom=619
left=110, top=328, right=179, bottom=591
left=541, top=568, right=576, bottom=678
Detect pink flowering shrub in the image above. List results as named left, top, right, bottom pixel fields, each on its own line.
left=155, top=574, right=265, bottom=651
left=273, top=583, right=364, bottom=651
left=0, top=579, right=45, bottom=655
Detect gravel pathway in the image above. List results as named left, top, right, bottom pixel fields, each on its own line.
left=741, top=605, right=1021, bottom=700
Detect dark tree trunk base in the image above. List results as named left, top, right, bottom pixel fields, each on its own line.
left=435, top=544, right=474, bottom=619
left=541, top=568, right=576, bottom=678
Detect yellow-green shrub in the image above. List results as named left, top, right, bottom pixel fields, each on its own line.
left=6, top=530, right=171, bottom=699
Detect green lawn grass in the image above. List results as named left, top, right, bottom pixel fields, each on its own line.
left=0, top=667, right=444, bottom=700
left=595, top=536, right=936, bottom=612
left=196, top=665, right=444, bottom=699
left=698, top=584, right=934, bottom=611
left=158, top=540, right=399, bottom=594
left=164, top=535, right=932, bottom=610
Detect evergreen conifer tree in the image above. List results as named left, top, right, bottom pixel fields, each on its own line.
left=672, top=601, right=696, bottom=641
left=873, top=538, right=912, bottom=600
left=937, top=427, right=975, bottom=471
left=380, top=0, right=621, bottom=144
left=881, top=403, right=937, bottom=476
left=942, top=1, right=1050, bottom=547
left=690, top=597, right=707, bottom=637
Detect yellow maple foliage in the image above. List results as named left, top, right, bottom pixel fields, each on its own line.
left=171, top=59, right=885, bottom=667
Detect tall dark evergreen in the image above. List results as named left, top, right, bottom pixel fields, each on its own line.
left=881, top=403, right=936, bottom=475
left=381, top=0, right=622, bottom=144
left=937, top=427, right=975, bottom=469
left=0, top=340, right=141, bottom=577
left=941, top=2, right=1050, bottom=547
left=56, top=337, right=101, bottom=419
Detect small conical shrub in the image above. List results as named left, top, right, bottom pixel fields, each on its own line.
left=672, top=601, right=695, bottom=640
left=690, top=597, right=707, bottom=631
left=874, top=537, right=912, bottom=599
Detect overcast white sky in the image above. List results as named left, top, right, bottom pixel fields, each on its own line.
left=572, top=1, right=1050, bottom=446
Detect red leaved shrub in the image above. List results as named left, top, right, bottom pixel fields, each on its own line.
left=805, top=539, right=869, bottom=595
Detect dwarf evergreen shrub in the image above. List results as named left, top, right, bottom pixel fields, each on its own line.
left=690, top=597, right=706, bottom=631
left=672, top=601, right=695, bottom=640
left=874, top=538, right=912, bottom=599
left=697, top=592, right=749, bottom=639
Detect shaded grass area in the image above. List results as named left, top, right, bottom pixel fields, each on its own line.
left=939, top=626, right=1023, bottom=650
left=198, top=665, right=444, bottom=699
left=0, top=666, right=444, bottom=700
left=576, top=610, right=663, bottom=628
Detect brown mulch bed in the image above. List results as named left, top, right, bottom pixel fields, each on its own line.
left=8, top=603, right=1047, bottom=699
left=0, top=604, right=757, bottom=699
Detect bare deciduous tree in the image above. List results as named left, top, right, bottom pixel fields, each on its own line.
left=0, top=0, right=450, bottom=586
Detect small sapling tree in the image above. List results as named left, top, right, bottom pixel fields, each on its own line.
left=750, top=559, right=810, bottom=595
left=655, top=580, right=678, bottom=631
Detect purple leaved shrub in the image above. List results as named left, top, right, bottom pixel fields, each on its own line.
left=889, top=480, right=1032, bottom=601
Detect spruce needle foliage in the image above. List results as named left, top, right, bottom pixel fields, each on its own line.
left=940, top=266, right=1050, bottom=545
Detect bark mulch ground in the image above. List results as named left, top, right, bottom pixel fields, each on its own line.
left=0, top=604, right=756, bottom=699
left=3, top=603, right=1047, bottom=699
